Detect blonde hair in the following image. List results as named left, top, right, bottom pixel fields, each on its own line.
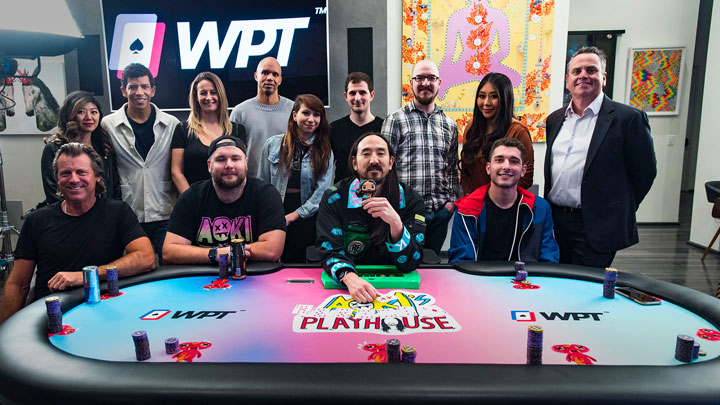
left=187, top=72, right=232, bottom=137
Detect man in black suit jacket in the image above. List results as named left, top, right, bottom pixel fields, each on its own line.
left=544, top=46, right=656, bottom=268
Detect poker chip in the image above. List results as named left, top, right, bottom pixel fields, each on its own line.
left=526, top=325, right=543, bottom=365
left=699, top=349, right=707, bottom=357
left=218, top=253, right=229, bottom=279
left=675, top=334, right=694, bottom=363
left=165, top=337, right=179, bottom=354
left=106, top=266, right=119, bottom=297
left=603, top=268, right=618, bottom=299
left=692, top=342, right=700, bottom=360
left=516, top=270, right=528, bottom=282
left=514, top=262, right=525, bottom=272
left=401, top=345, right=417, bottom=363
left=45, top=297, right=62, bottom=334
left=132, top=330, right=151, bottom=361
left=386, top=338, right=401, bottom=363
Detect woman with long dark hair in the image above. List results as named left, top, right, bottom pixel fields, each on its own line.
left=259, top=94, right=334, bottom=263
left=460, top=73, right=534, bottom=194
left=40, top=91, right=120, bottom=205
left=171, top=71, right=246, bottom=194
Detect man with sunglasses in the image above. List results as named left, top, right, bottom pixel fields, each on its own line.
left=381, top=60, right=459, bottom=256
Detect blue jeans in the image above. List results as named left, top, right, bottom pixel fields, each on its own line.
left=141, top=220, right=168, bottom=266
left=423, top=207, right=453, bottom=255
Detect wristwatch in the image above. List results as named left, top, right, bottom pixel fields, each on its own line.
left=208, top=247, right=218, bottom=264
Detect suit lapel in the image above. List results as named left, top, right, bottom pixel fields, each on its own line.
left=544, top=112, right=564, bottom=194
left=584, top=95, right=614, bottom=174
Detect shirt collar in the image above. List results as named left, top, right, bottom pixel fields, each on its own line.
left=565, top=92, right=604, bottom=118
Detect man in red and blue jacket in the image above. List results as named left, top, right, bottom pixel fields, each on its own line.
left=449, top=138, right=559, bottom=264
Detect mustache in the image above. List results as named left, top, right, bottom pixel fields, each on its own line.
left=367, top=164, right=382, bottom=171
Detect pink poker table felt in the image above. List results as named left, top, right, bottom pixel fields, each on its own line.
left=1, top=262, right=719, bottom=404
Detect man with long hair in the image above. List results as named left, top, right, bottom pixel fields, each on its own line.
left=316, top=133, right=425, bottom=303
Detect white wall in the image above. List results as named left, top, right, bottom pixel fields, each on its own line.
left=689, top=2, right=720, bottom=249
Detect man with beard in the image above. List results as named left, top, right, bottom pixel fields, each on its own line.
left=230, top=57, right=294, bottom=177
left=163, top=136, right=286, bottom=264
left=449, top=138, right=558, bottom=264
left=316, top=133, right=426, bottom=303
left=381, top=60, right=459, bottom=256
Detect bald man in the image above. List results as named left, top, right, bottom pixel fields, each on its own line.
left=381, top=60, right=459, bottom=255
left=230, top=57, right=294, bottom=177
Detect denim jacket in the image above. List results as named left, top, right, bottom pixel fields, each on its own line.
left=258, top=134, right=335, bottom=218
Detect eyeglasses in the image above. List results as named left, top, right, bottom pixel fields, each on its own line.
left=411, top=75, right=439, bottom=83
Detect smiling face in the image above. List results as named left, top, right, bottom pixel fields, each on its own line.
left=208, top=145, right=247, bottom=190
left=565, top=53, right=606, bottom=104
left=120, top=75, right=155, bottom=112
left=254, top=57, right=282, bottom=97
left=196, top=79, right=219, bottom=115
left=476, top=82, right=500, bottom=122
left=75, top=101, right=100, bottom=136
left=293, top=103, right=321, bottom=137
left=56, top=153, right=100, bottom=205
left=410, top=60, right=441, bottom=106
left=486, top=145, right=526, bottom=190
left=344, top=80, right=374, bottom=114
left=352, top=135, right=394, bottom=185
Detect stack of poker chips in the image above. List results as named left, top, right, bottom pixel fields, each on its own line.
left=675, top=334, right=694, bottom=362
left=106, top=266, right=119, bottom=296
left=45, top=297, right=63, bottom=334
left=132, top=330, right=151, bottom=361
left=603, top=268, right=618, bottom=299
left=386, top=338, right=402, bottom=363
left=165, top=337, right=179, bottom=355
left=693, top=341, right=701, bottom=360
left=515, top=261, right=527, bottom=282
left=401, top=345, right=417, bottom=363
left=218, top=253, right=229, bottom=279
left=526, top=325, right=543, bottom=365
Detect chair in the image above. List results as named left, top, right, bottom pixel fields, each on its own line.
left=701, top=181, right=720, bottom=261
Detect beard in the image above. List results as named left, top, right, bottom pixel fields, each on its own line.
left=212, top=171, right=245, bottom=190
left=361, top=164, right=386, bottom=186
left=412, top=86, right=438, bottom=106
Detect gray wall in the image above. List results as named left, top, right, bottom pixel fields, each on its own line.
left=326, top=0, right=388, bottom=122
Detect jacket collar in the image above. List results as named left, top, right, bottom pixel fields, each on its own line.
left=105, top=103, right=172, bottom=129
left=456, top=183, right=536, bottom=217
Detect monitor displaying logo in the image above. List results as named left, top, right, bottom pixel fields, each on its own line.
left=107, top=14, right=166, bottom=79
left=140, top=309, right=171, bottom=320
left=511, top=310, right=536, bottom=322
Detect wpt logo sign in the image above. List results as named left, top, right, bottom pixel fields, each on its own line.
left=108, top=14, right=166, bottom=79
left=177, top=17, right=310, bottom=69
left=511, top=310, right=536, bottom=322
left=140, top=309, right=171, bottom=320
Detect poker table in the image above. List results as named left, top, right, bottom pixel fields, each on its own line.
left=1, top=262, right=719, bottom=403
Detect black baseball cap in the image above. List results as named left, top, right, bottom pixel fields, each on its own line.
left=207, top=135, right=248, bottom=158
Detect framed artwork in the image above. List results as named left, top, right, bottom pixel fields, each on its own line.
left=627, top=47, right=684, bottom=116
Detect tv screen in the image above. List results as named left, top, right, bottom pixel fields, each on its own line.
left=101, top=0, right=328, bottom=110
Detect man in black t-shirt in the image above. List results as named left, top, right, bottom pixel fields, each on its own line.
left=0, top=143, right=155, bottom=323
left=449, top=138, right=559, bottom=264
left=330, top=72, right=384, bottom=181
left=163, top=135, right=286, bottom=264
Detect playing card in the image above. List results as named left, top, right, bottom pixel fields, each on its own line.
left=292, top=304, right=313, bottom=315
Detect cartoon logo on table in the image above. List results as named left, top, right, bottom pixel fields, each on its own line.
left=697, top=328, right=720, bottom=341
left=511, top=280, right=540, bottom=289
left=203, top=278, right=231, bottom=290
left=292, top=290, right=461, bottom=335
left=551, top=344, right=597, bottom=365
left=172, top=341, right=212, bottom=362
left=48, top=325, right=75, bottom=337
left=359, top=342, right=387, bottom=363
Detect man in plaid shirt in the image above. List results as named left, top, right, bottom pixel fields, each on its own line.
left=382, top=60, right=459, bottom=255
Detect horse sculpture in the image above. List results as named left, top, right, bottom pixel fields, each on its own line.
left=21, top=67, right=59, bottom=132
left=0, top=76, right=15, bottom=132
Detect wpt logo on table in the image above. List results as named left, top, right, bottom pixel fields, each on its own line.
left=140, top=309, right=171, bottom=320
left=108, top=14, right=166, bottom=79
left=511, top=310, right=536, bottom=322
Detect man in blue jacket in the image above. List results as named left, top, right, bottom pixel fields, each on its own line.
left=449, top=138, right=558, bottom=263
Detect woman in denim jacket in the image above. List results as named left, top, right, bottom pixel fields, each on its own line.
left=259, top=94, right=334, bottom=263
